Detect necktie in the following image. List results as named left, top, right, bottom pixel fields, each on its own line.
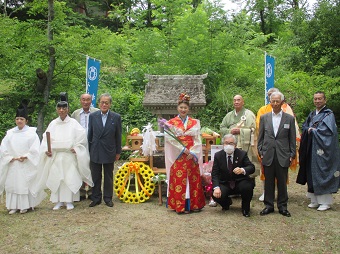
left=228, top=155, right=235, bottom=189
left=228, top=155, right=233, bottom=172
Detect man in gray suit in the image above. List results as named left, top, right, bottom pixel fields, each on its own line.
left=257, top=91, right=296, bottom=217
left=88, top=93, right=122, bottom=207
left=71, top=93, right=99, bottom=200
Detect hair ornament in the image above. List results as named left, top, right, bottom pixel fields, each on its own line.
left=178, top=93, right=190, bottom=102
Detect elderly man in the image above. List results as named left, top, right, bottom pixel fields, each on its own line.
left=88, top=93, right=122, bottom=208
left=71, top=93, right=99, bottom=132
left=71, top=93, right=99, bottom=201
left=212, top=134, right=255, bottom=217
left=220, top=95, right=256, bottom=164
left=256, top=88, right=301, bottom=201
left=257, top=91, right=296, bottom=217
left=297, top=91, right=340, bottom=211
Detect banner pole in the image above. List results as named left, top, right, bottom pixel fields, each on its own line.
left=86, top=55, right=89, bottom=94
left=264, top=52, right=267, bottom=105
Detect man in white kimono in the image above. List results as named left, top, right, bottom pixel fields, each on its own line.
left=32, top=94, right=93, bottom=210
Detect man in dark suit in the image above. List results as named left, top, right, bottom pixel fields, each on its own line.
left=212, top=134, right=255, bottom=217
left=88, top=93, right=122, bottom=207
left=257, top=91, right=296, bottom=217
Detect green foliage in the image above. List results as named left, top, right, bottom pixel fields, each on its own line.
left=0, top=99, right=17, bottom=140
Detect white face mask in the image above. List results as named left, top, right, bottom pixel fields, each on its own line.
left=224, top=145, right=235, bottom=154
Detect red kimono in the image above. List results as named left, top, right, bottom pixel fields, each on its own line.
left=165, top=116, right=205, bottom=213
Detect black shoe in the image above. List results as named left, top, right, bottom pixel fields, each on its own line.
left=191, top=209, right=202, bottom=213
left=79, top=196, right=86, bottom=201
left=105, top=201, right=114, bottom=207
left=242, top=210, right=250, bottom=217
left=89, top=201, right=101, bottom=207
left=222, top=198, right=233, bottom=211
left=279, top=210, right=291, bottom=217
left=260, top=208, right=274, bottom=216
left=176, top=211, right=190, bottom=215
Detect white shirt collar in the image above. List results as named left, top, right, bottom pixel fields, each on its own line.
left=272, top=110, right=283, bottom=116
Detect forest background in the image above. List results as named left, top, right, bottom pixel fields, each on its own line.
left=0, top=0, right=339, bottom=144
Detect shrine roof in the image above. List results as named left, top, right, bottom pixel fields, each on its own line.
left=143, top=74, right=207, bottom=108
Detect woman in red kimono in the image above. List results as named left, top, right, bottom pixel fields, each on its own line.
left=164, top=93, right=205, bottom=214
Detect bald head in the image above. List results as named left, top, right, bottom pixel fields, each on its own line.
left=233, top=95, right=244, bottom=112
left=80, top=93, right=92, bottom=112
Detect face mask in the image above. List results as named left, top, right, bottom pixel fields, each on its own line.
left=224, top=145, right=235, bottom=154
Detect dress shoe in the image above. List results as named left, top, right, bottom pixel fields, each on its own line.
left=105, top=201, right=114, bottom=207
left=53, top=202, right=64, bottom=210
left=242, top=210, right=250, bottom=217
left=79, top=196, right=86, bottom=201
left=89, top=201, right=101, bottom=207
left=279, top=210, right=291, bottom=217
left=308, top=202, right=319, bottom=208
left=317, top=204, right=330, bottom=211
left=260, top=208, right=274, bottom=216
left=20, top=209, right=28, bottom=214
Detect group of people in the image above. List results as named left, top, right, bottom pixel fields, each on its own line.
left=1, top=90, right=339, bottom=217
left=0, top=93, right=122, bottom=214
left=165, top=91, right=340, bottom=217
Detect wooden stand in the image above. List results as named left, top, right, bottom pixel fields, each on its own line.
left=124, top=134, right=167, bottom=205
left=153, top=167, right=166, bottom=205
left=202, top=135, right=217, bottom=162
left=129, top=156, right=149, bottom=162
left=128, top=135, right=143, bottom=150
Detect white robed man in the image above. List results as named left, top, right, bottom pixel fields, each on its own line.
left=220, top=95, right=256, bottom=163
left=71, top=93, right=99, bottom=201
left=31, top=93, right=93, bottom=210
left=0, top=101, right=46, bottom=214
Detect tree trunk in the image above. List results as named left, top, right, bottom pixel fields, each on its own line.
left=3, top=0, right=7, bottom=16
left=259, top=9, right=266, bottom=34
left=36, top=0, right=56, bottom=139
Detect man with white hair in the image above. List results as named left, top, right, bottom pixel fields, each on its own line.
left=258, top=91, right=296, bottom=217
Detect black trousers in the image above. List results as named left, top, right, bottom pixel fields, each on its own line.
left=90, top=161, right=114, bottom=203
left=263, top=153, right=288, bottom=211
left=212, top=179, right=254, bottom=211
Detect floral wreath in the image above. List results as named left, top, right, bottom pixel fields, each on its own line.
left=114, top=162, right=155, bottom=203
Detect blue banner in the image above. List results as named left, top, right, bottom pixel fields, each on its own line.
left=86, top=57, right=100, bottom=107
left=265, top=53, right=275, bottom=104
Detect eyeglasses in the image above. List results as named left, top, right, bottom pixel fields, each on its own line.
left=99, top=101, right=110, bottom=105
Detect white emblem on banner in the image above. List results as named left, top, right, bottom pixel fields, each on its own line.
left=266, top=63, right=272, bottom=78
left=88, top=66, right=97, bottom=81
